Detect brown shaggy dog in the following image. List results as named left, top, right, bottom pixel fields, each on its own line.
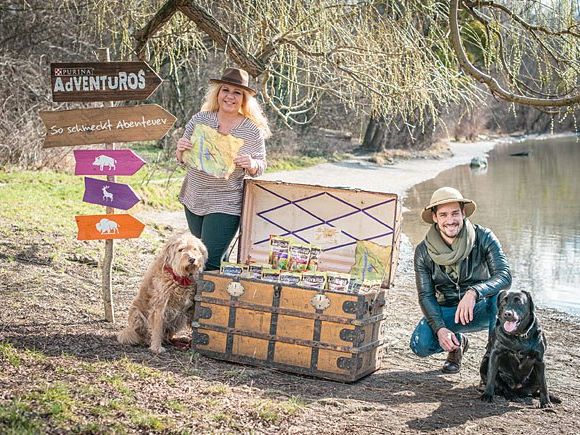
left=117, top=231, right=207, bottom=354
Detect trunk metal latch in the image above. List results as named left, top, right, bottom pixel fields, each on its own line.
left=310, top=293, right=331, bottom=311
left=226, top=281, right=245, bottom=297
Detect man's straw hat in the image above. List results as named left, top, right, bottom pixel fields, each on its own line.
left=421, top=187, right=476, bottom=224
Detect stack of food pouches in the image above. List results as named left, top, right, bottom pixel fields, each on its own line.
left=220, top=236, right=383, bottom=294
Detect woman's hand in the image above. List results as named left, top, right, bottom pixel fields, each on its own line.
left=176, top=137, right=192, bottom=162
left=234, top=154, right=258, bottom=175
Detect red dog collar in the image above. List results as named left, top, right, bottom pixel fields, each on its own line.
left=164, top=265, right=193, bottom=287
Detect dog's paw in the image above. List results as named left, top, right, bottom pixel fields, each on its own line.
left=150, top=345, right=166, bottom=354
left=480, top=392, right=495, bottom=403
left=540, top=400, right=554, bottom=410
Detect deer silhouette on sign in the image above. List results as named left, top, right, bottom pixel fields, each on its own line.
left=102, top=186, right=114, bottom=202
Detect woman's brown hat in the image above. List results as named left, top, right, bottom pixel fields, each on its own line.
left=421, top=187, right=477, bottom=224
left=210, top=68, right=256, bottom=96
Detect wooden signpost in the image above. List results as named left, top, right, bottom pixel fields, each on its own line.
left=73, top=149, right=146, bottom=176
left=41, top=48, right=175, bottom=322
left=51, top=61, right=162, bottom=102
left=39, top=104, right=176, bottom=148
left=75, top=214, right=145, bottom=240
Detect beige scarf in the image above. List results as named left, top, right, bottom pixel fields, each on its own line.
left=425, top=218, right=475, bottom=280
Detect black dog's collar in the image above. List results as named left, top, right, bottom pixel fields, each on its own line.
left=515, top=318, right=536, bottom=339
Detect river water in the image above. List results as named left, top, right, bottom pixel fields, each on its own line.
left=403, top=135, right=580, bottom=316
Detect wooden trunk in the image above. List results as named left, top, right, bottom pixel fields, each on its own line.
left=192, top=180, right=401, bottom=382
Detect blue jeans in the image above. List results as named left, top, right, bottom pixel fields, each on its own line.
left=410, top=294, right=498, bottom=357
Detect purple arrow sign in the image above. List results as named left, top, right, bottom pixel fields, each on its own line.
left=83, top=177, right=141, bottom=210
left=74, top=149, right=146, bottom=176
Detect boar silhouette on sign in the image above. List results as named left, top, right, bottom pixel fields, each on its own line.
left=96, top=218, right=119, bottom=234
left=93, top=155, right=117, bottom=171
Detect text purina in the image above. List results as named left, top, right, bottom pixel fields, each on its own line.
left=53, top=70, right=146, bottom=93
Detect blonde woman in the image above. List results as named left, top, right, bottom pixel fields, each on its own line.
left=176, top=68, right=271, bottom=270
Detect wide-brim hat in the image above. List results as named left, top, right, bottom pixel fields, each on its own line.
left=421, top=187, right=476, bottom=224
left=209, top=67, right=256, bottom=96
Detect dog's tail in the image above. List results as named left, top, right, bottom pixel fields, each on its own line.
left=117, top=326, right=142, bottom=345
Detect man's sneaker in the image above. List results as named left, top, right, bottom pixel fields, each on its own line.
left=442, top=334, right=469, bottom=374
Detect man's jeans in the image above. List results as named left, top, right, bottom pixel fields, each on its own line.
left=410, top=294, right=498, bottom=357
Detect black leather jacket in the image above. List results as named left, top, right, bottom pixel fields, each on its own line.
left=414, top=224, right=512, bottom=333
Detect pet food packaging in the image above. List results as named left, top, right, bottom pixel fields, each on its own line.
left=268, top=236, right=290, bottom=270
left=358, top=279, right=382, bottom=294
left=220, top=262, right=246, bottom=277
left=307, top=246, right=322, bottom=271
left=247, top=263, right=269, bottom=280
left=279, top=271, right=302, bottom=286
left=326, top=272, right=351, bottom=292
left=261, top=268, right=280, bottom=283
left=301, top=271, right=327, bottom=289
left=288, top=243, right=311, bottom=272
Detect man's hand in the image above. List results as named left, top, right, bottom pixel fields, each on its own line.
left=455, top=289, right=477, bottom=326
left=437, top=327, right=460, bottom=352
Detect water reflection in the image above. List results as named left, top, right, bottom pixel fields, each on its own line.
left=403, top=136, right=580, bottom=316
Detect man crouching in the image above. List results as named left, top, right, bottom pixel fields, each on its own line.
left=410, top=187, right=512, bottom=374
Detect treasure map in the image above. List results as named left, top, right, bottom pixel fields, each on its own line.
left=350, top=240, right=392, bottom=282
left=184, top=124, right=244, bottom=179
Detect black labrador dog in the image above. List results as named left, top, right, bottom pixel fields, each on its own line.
left=480, top=290, right=561, bottom=408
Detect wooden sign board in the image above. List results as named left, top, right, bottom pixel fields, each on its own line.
left=74, top=149, right=146, bottom=176
left=76, top=214, right=145, bottom=240
left=83, top=177, right=141, bottom=210
left=39, top=104, right=176, bottom=148
left=51, top=62, right=162, bottom=102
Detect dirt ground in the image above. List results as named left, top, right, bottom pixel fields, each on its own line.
left=2, top=215, right=580, bottom=433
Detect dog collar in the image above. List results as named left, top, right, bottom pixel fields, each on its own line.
left=518, top=318, right=536, bottom=339
left=164, top=265, right=193, bottom=287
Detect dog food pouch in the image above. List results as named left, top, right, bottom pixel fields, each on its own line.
left=301, top=271, right=327, bottom=289
left=247, top=263, right=268, bottom=280
left=348, top=278, right=362, bottom=294
left=279, top=271, right=302, bottom=286
left=261, top=268, right=280, bottom=283
left=307, top=246, right=322, bottom=271
left=220, top=262, right=246, bottom=277
left=288, top=243, right=311, bottom=272
left=359, top=279, right=382, bottom=294
left=269, top=236, right=290, bottom=270
left=326, top=272, right=351, bottom=292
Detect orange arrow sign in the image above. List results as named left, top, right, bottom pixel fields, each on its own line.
left=39, top=104, right=176, bottom=148
left=75, top=214, right=145, bottom=240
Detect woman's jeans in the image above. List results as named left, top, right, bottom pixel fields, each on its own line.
left=184, top=207, right=240, bottom=271
left=410, top=294, right=498, bottom=357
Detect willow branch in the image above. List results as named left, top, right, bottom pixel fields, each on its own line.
left=450, top=0, right=580, bottom=107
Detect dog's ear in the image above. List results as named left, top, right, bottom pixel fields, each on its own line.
left=497, top=290, right=508, bottom=309
left=522, top=290, right=535, bottom=315
left=199, top=242, right=208, bottom=269
left=162, top=236, right=179, bottom=268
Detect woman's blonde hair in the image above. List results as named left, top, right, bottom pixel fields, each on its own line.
left=201, top=83, right=272, bottom=138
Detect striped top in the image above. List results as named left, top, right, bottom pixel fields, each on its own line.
left=178, top=111, right=267, bottom=216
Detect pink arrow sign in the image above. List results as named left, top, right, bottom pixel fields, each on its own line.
left=83, top=177, right=141, bottom=210
left=74, top=149, right=146, bottom=176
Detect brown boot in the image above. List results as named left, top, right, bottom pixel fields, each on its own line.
left=442, top=334, right=469, bottom=374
